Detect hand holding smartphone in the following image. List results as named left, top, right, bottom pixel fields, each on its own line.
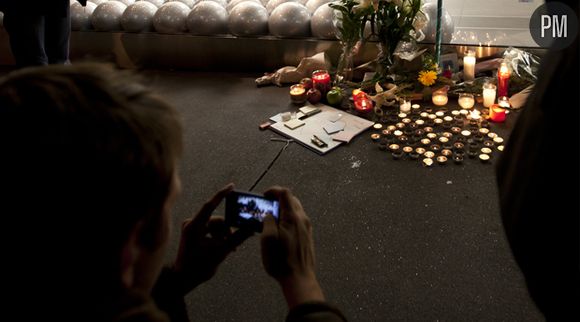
left=225, top=190, right=280, bottom=233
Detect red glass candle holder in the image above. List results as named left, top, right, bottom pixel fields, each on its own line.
left=489, top=104, right=506, bottom=123
left=312, top=70, right=330, bottom=95
left=353, top=91, right=373, bottom=112
left=497, top=62, right=510, bottom=97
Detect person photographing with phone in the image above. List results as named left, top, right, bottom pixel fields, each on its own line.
left=0, top=63, right=346, bottom=322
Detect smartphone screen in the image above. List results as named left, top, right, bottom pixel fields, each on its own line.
left=226, top=191, right=280, bottom=232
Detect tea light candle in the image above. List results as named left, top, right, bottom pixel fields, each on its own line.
left=402, top=146, right=413, bottom=154
left=458, top=93, right=475, bottom=109
left=479, top=128, right=490, bottom=135
left=432, top=90, right=448, bottom=106
left=482, top=83, right=497, bottom=108
left=489, top=104, right=506, bottom=123
left=453, top=154, right=464, bottom=164
left=497, top=145, right=505, bottom=151
left=389, top=144, right=400, bottom=151
left=435, top=111, right=445, bottom=117
left=415, top=119, right=425, bottom=126
left=439, top=137, right=449, bottom=144
left=421, top=138, right=431, bottom=145
left=488, top=132, right=498, bottom=139
left=436, top=155, right=448, bottom=165
left=398, top=113, right=408, bottom=119
left=387, top=125, right=397, bottom=132
left=451, top=127, right=462, bottom=134
left=493, top=137, right=504, bottom=144
left=443, top=116, right=453, bottom=122
left=289, top=84, right=307, bottom=105
left=402, top=118, right=412, bottom=124
left=371, top=133, right=381, bottom=141
left=497, top=62, right=511, bottom=97
left=424, top=126, right=434, bottom=133
left=481, top=147, right=492, bottom=154
left=461, top=130, right=472, bottom=137
left=412, top=104, right=421, bottom=112
left=451, top=110, right=461, bottom=116
left=423, top=158, right=434, bottom=167
left=415, top=147, right=426, bottom=155
left=396, top=122, right=405, bottom=129
left=400, top=100, right=411, bottom=113
left=373, top=123, right=383, bottom=130
left=441, top=149, right=453, bottom=157
left=312, top=70, right=331, bottom=95
left=354, top=93, right=373, bottom=112
left=479, top=154, right=490, bottom=163
left=483, top=140, right=494, bottom=148
left=434, top=118, right=443, bottom=125
left=498, top=96, right=511, bottom=108
left=424, top=151, right=435, bottom=158
left=463, top=50, right=476, bottom=82
left=420, top=112, right=429, bottom=118
left=394, top=130, right=403, bottom=137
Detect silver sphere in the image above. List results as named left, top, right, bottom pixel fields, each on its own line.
left=268, top=3, right=310, bottom=38
left=228, top=2, right=268, bottom=36
left=226, top=0, right=261, bottom=12
left=168, top=0, right=196, bottom=8
left=153, top=2, right=190, bottom=33
left=71, top=1, right=97, bottom=31
left=204, top=0, right=227, bottom=8
left=187, top=2, right=228, bottom=35
left=117, top=0, right=136, bottom=6
left=141, top=0, right=165, bottom=7
left=121, top=1, right=158, bottom=32
left=91, top=1, right=128, bottom=31
left=265, top=0, right=295, bottom=15
left=421, top=2, right=454, bottom=43
left=310, top=3, right=336, bottom=39
left=305, top=0, right=329, bottom=14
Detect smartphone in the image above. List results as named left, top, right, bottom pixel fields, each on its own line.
left=225, top=190, right=280, bottom=232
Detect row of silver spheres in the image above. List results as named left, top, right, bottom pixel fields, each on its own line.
left=72, top=0, right=338, bottom=38
left=71, top=0, right=454, bottom=41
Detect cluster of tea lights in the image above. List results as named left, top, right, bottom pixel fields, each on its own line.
left=370, top=101, right=505, bottom=167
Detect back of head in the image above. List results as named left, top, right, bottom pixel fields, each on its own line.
left=0, top=64, right=182, bottom=320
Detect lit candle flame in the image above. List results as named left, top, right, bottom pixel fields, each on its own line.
left=469, top=110, right=481, bottom=120
left=499, top=63, right=510, bottom=76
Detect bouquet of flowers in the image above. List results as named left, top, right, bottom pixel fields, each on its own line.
left=330, top=0, right=426, bottom=83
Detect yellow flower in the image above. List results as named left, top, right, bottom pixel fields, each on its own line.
left=418, top=70, right=437, bottom=87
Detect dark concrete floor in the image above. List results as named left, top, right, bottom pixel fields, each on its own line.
left=142, top=70, right=543, bottom=322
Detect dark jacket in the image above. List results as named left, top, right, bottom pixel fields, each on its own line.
left=0, top=0, right=87, bottom=15
left=496, top=1, right=579, bottom=320
left=146, top=268, right=347, bottom=322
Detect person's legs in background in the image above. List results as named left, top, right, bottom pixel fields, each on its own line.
left=44, top=5, right=70, bottom=64
left=3, top=13, right=48, bottom=67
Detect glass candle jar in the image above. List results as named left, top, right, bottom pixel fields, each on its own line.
left=458, top=93, right=475, bottom=109
left=431, top=90, right=448, bottom=106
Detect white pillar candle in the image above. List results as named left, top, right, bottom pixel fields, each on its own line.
left=463, top=50, right=476, bottom=82
left=482, top=83, right=497, bottom=108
